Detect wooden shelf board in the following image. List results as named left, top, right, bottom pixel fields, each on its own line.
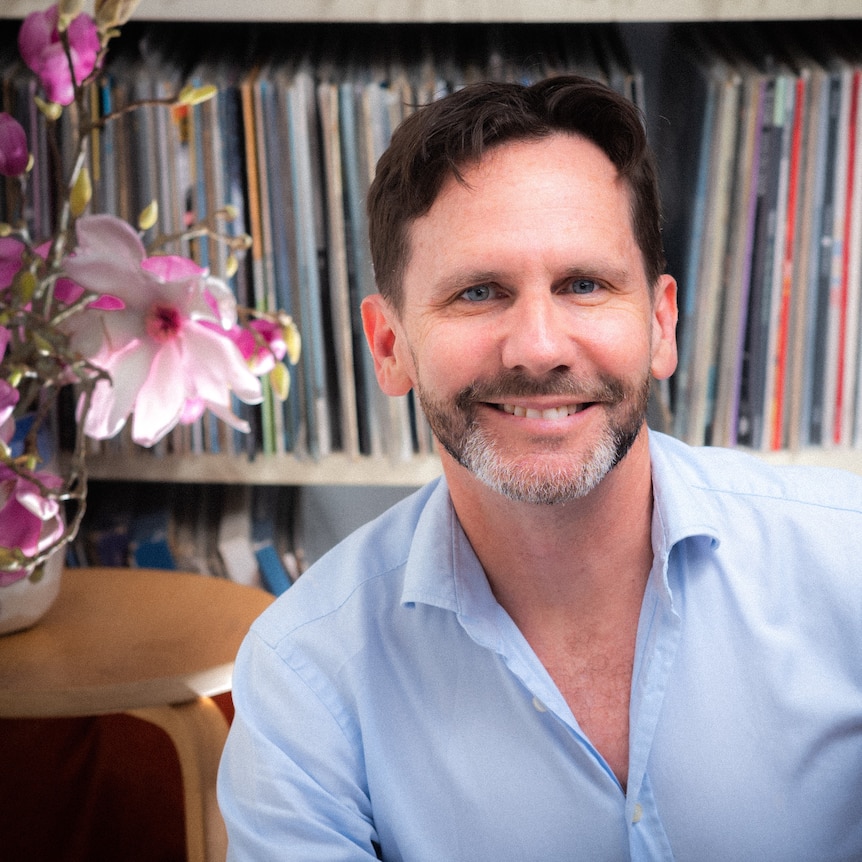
left=2, top=0, right=859, bottom=22
left=80, top=451, right=444, bottom=487
left=749, top=447, right=862, bottom=473
left=77, top=446, right=862, bottom=487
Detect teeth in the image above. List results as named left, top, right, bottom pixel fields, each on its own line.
left=501, top=403, right=583, bottom=420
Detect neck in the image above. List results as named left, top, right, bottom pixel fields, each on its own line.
left=442, top=428, right=655, bottom=631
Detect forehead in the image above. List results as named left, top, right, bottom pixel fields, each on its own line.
left=403, top=134, right=640, bottom=287
left=453, top=133, right=620, bottom=195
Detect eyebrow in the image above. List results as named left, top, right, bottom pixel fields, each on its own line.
left=434, top=269, right=501, bottom=292
left=429, top=260, right=639, bottom=295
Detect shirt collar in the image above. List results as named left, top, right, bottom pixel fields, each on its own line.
left=400, top=476, right=467, bottom=612
left=648, top=431, right=722, bottom=554
left=400, top=432, right=722, bottom=623
left=400, top=476, right=509, bottom=649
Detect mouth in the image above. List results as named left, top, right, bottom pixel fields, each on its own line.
left=496, top=402, right=593, bottom=420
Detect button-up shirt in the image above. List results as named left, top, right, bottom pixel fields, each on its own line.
left=218, top=431, right=862, bottom=861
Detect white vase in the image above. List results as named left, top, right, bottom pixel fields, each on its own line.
left=0, top=550, right=64, bottom=636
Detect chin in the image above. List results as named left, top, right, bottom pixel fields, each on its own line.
left=464, top=445, right=616, bottom=505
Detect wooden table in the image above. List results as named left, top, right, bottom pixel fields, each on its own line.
left=0, top=567, right=274, bottom=862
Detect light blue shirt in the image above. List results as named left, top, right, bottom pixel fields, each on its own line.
left=218, top=431, right=862, bottom=861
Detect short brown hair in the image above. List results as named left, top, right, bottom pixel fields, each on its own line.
left=367, top=75, right=665, bottom=312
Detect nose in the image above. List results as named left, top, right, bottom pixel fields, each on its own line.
left=499, top=292, right=573, bottom=376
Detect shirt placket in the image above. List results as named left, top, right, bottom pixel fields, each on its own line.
left=624, top=542, right=683, bottom=861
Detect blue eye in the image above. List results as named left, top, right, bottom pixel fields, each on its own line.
left=570, top=278, right=599, bottom=295
left=461, top=284, right=495, bottom=302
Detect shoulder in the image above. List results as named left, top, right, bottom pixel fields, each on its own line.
left=650, top=432, right=862, bottom=627
left=249, top=478, right=443, bottom=648
left=233, top=477, right=454, bottom=745
left=649, top=434, right=862, bottom=669
left=650, top=431, right=862, bottom=515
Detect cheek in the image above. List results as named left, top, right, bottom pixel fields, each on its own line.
left=582, top=313, right=654, bottom=375
left=411, top=324, right=494, bottom=383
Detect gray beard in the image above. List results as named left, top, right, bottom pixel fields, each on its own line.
left=416, top=370, right=650, bottom=505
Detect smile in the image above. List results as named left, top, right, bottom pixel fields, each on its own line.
left=498, top=403, right=590, bottom=420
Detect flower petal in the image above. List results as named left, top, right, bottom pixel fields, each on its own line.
left=17, top=8, right=56, bottom=71
left=18, top=7, right=100, bottom=106
left=0, top=380, right=20, bottom=444
left=199, top=397, right=251, bottom=434
left=36, top=42, right=77, bottom=105
left=79, top=341, right=156, bottom=439
left=182, top=325, right=263, bottom=404
left=17, top=487, right=61, bottom=521
left=179, top=397, right=206, bottom=425
left=129, top=342, right=187, bottom=446
left=0, top=236, right=25, bottom=288
left=66, top=12, right=101, bottom=79
left=0, top=113, right=29, bottom=177
left=200, top=276, right=238, bottom=328
left=142, top=254, right=205, bottom=282
left=63, top=214, right=151, bottom=303
left=0, top=466, right=65, bottom=557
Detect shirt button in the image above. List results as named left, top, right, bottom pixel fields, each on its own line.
left=632, top=803, right=643, bottom=824
left=532, top=696, right=548, bottom=712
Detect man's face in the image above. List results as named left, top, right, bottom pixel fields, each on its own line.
left=363, top=133, right=677, bottom=504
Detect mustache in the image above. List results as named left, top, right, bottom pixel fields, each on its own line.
left=454, top=370, right=628, bottom=409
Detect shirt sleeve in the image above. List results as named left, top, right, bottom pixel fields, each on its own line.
left=217, top=629, right=381, bottom=861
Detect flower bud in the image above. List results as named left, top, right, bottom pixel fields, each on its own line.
left=269, top=362, right=291, bottom=402
left=0, top=113, right=29, bottom=177
left=19, top=7, right=101, bottom=106
left=95, top=0, right=141, bottom=29
left=34, top=97, right=63, bottom=122
left=13, top=269, right=37, bottom=303
left=138, top=200, right=158, bottom=231
left=281, top=317, right=301, bottom=365
left=178, top=84, right=218, bottom=107
left=70, top=166, right=92, bottom=216
left=28, top=562, right=50, bottom=584
left=57, top=0, right=84, bottom=31
left=0, top=548, right=24, bottom=571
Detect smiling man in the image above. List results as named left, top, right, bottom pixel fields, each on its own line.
left=363, top=131, right=676, bottom=510
left=218, top=77, right=862, bottom=861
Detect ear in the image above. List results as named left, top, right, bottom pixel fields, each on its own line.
left=649, top=274, right=678, bottom=381
left=360, top=294, right=416, bottom=396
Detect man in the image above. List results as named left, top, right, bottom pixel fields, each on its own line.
left=218, top=76, right=862, bottom=861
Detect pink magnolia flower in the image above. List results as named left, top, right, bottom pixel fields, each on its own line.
left=0, top=113, right=28, bottom=177
left=225, top=318, right=288, bottom=376
left=61, top=214, right=263, bottom=447
left=0, top=465, right=65, bottom=586
left=18, top=5, right=101, bottom=106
